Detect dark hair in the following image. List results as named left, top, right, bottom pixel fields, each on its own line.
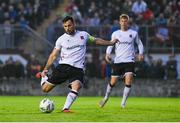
left=62, top=16, right=74, bottom=23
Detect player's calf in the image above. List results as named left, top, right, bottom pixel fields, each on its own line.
left=40, top=76, right=55, bottom=93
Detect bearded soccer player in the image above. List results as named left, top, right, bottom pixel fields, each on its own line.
left=40, top=16, right=118, bottom=112
left=99, top=14, right=144, bottom=108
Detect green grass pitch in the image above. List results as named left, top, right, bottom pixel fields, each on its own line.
left=0, top=96, right=180, bottom=122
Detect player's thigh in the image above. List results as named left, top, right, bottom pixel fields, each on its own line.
left=124, top=72, right=134, bottom=85
left=70, top=80, right=82, bottom=91
left=110, top=76, right=119, bottom=85
left=42, top=82, right=55, bottom=92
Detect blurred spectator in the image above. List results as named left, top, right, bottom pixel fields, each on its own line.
left=3, top=56, right=15, bottom=79
left=89, top=12, right=100, bottom=26
left=110, top=19, right=119, bottom=33
left=154, top=59, right=165, bottom=79
left=107, top=19, right=119, bottom=39
left=170, top=0, right=179, bottom=12
left=3, top=20, right=13, bottom=48
left=129, top=17, right=139, bottom=32
left=155, top=13, right=167, bottom=25
left=154, top=25, right=170, bottom=46
left=135, top=60, right=148, bottom=78
left=8, top=5, right=17, bottom=21
left=131, top=0, right=147, bottom=23
left=0, top=59, right=3, bottom=79
left=82, top=15, right=91, bottom=26
left=175, top=11, right=180, bottom=25
left=151, top=13, right=170, bottom=46
left=100, top=59, right=106, bottom=79
left=100, top=57, right=112, bottom=82
left=146, top=55, right=156, bottom=78
left=167, top=16, right=176, bottom=46
left=19, top=16, right=29, bottom=29
left=0, top=0, right=60, bottom=29
left=142, top=7, right=154, bottom=24
left=72, top=6, right=83, bottom=25
left=26, top=55, right=41, bottom=78
left=14, top=60, right=25, bottom=78
left=0, top=6, right=4, bottom=23
left=131, top=0, right=147, bottom=15
left=85, top=57, right=96, bottom=78
left=163, top=4, right=172, bottom=18
left=148, top=0, right=160, bottom=17
left=122, top=0, right=133, bottom=14
left=105, top=63, right=111, bottom=80
left=166, top=55, right=177, bottom=79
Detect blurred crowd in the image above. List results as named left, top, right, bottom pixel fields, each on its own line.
left=48, top=0, right=180, bottom=48
left=134, top=55, right=177, bottom=79
left=0, top=54, right=178, bottom=80
left=0, top=55, right=42, bottom=79
left=0, top=0, right=60, bottom=29
left=62, top=0, right=179, bottom=26
left=86, top=55, right=178, bottom=80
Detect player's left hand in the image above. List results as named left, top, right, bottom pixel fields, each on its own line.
left=138, top=54, right=144, bottom=61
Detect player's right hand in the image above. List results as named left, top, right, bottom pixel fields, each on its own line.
left=111, top=39, right=119, bottom=45
left=105, top=54, right=111, bottom=63
left=138, top=54, right=144, bottom=61
left=41, top=70, right=48, bottom=77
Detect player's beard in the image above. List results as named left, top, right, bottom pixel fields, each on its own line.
left=66, top=29, right=75, bottom=35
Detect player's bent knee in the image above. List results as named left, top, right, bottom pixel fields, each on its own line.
left=71, top=80, right=82, bottom=91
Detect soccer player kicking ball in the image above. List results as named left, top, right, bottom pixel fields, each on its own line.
left=40, top=16, right=118, bottom=113
left=99, top=14, right=144, bottom=108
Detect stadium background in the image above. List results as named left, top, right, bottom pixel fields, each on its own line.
left=0, top=0, right=179, bottom=96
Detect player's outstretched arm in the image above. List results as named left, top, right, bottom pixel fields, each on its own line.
left=136, top=40, right=144, bottom=61
left=94, top=38, right=118, bottom=46
left=135, top=35, right=144, bottom=61
left=105, top=45, right=113, bottom=63
left=105, top=54, right=112, bottom=63
left=41, top=48, right=60, bottom=77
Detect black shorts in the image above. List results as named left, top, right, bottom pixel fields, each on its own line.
left=47, top=64, right=84, bottom=85
left=111, top=62, right=135, bottom=77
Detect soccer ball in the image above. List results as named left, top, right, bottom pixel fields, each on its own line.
left=39, top=98, right=54, bottom=113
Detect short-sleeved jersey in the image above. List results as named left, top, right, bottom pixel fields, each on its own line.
left=106, top=29, right=144, bottom=63
left=55, top=31, right=94, bottom=69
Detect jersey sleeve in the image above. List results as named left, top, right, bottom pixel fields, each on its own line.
left=111, top=32, right=116, bottom=40
left=106, top=46, right=113, bottom=55
left=54, top=37, right=62, bottom=49
left=135, top=33, right=144, bottom=55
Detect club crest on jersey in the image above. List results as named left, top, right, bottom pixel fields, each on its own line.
left=80, top=36, right=84, bottom=40
left=129, top=34, right=132, bottom=38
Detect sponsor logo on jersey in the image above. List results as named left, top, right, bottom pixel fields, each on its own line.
left=119, top=41, right=132, bottom=44
left=80, top=36, right=84, bottom=39
left=67, top=44, right=85, bottom=50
